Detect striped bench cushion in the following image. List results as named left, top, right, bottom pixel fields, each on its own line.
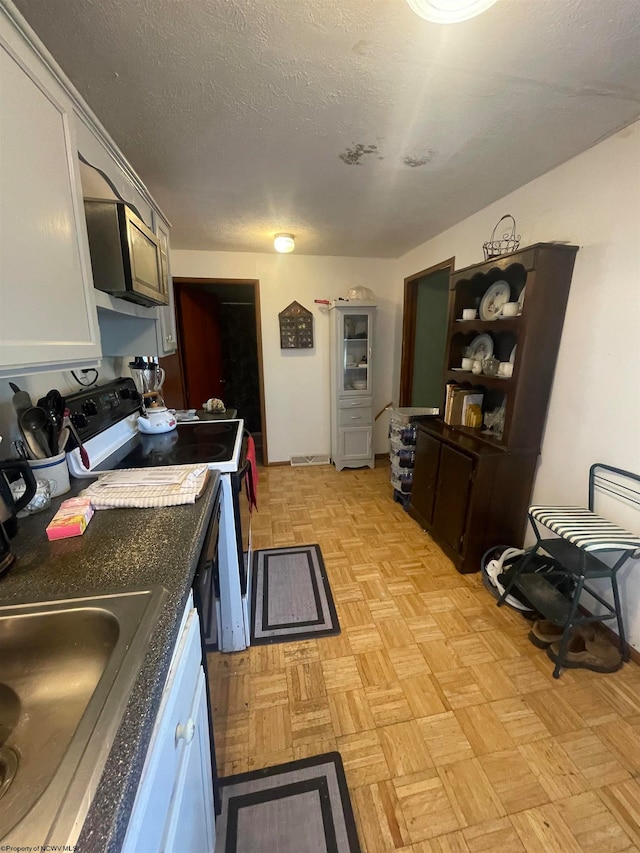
left=529, top=506, right=640, bottom=553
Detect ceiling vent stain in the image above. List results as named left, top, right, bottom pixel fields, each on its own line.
left=339, top=143, right=380, bottom=165
left=352, top=40, right=371, bottom=56
left=403, top=151, right=436, bottom=168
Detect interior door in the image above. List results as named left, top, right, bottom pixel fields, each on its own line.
left=400, top=260, right=452, bottom=407
left=177, top=286, right=225, bottom=407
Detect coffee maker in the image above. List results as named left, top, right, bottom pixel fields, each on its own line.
left=0, top=459, right=37, bottom=578
left=129, top=357, right=177, bottom=434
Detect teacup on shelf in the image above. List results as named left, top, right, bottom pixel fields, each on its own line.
left=482, top=356, right=500, bottom=376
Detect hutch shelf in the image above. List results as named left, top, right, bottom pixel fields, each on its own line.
left=408, top=243, right=578, bottom=573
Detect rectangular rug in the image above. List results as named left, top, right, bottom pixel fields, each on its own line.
left=250, top=544, right=340, bottom=645
left=216, top=752, right=361, bottom=853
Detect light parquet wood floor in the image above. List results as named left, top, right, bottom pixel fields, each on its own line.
left=207, top=462, right=640, bottom=852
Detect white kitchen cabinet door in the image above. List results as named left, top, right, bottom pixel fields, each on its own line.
left=161, top=671, right=215, bottom=853
left=0, top=8, right=101, bottom=377
left=155, top=217, right=177, bottom=355
left=122, top=605, right=215, bottom=853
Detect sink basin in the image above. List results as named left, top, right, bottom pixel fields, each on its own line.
left=0, top=586, right=167, bottom=846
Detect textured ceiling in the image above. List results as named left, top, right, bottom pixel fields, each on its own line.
left=12, top=0, right=640, bottom=257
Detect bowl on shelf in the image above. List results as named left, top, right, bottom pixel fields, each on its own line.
left=352, top=380, right=367, bottom=390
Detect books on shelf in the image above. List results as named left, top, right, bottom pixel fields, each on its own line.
left=443, top=384, right=484, bottom=427
left=461, top=393, right=484, bottom=427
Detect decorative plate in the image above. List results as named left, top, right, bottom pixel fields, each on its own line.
left=517, top=285, right=526, bottom=314
left=479, top=280, right=511, bottom=320
left=467, top=334, right=494, bottom=361
left=509, top=343, right=517, bottom=365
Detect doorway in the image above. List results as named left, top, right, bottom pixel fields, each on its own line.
left=160, top=278, right=268, bottom=465
left=399, top=258, right=454, bottom=408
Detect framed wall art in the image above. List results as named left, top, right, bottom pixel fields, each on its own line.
left=279, top=301, right=314, bottom=349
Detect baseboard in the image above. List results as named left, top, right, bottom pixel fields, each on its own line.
left=584, top=606, right=640, bottom=664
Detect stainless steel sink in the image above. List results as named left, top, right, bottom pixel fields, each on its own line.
left=0, top=586, right=167, bottom=846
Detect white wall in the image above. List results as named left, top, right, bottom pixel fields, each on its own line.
left=171, top=251, right=398, bottom=463
left=397, top=120, right=640, bottom=649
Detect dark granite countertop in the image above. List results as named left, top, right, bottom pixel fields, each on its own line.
left=0, top=471, right=221, bottom=852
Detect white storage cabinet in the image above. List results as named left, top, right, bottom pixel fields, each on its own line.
left=329, top=302, right=376, bottom=471
left=122, top=596, right=215, bottom=853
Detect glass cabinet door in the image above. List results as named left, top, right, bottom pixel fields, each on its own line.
left=341, top=311, right=370, bottom=393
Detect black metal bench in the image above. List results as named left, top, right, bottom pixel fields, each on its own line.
left=497, top=463, right=640, bottom=677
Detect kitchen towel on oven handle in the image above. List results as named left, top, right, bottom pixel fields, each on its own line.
left=244, top=431, right=258, bottom=512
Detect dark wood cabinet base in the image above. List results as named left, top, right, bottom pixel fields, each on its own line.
left=409, top=421, right=538, bottom=574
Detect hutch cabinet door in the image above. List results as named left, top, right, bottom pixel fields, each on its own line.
left=410, top=431, right=442, bottom=526
left=432, top=444, right=473, bottom=553
left=338, top=308, right=374, bottom=395
left=339, top=426, right=372, bottom=461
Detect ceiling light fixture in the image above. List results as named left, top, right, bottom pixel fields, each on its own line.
left=406, top=0, right=498, bottom=24
left=274, top=233, right=295, bottom=253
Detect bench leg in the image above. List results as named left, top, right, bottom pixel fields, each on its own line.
left=551, top=576, right=584, bottom=679
left=610, top=573, right=629, bottom=662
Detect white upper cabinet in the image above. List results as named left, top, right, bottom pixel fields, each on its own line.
left=154, top=215, right=177, bottom=355
left=0, top=4, right=101, bottom=377
left=0, top=0, right=176, bottom=371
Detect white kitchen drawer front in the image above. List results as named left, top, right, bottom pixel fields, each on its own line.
left=339, top=407, right=373, bottom=426
left=122, top=606, right=203, bottom=853
left=338, top=397, right=373, bottom=410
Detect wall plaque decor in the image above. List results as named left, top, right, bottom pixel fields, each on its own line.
left=279, top=301, right=314, bottom=349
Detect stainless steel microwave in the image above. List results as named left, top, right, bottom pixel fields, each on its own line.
left=83, top=199, right=168, bottom=307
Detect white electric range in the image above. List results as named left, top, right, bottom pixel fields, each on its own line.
left=65, top=378, right=252, bottom=651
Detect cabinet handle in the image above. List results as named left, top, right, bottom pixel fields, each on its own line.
left=175, top=718, right=196, bottom=745
left=350, top=415, right=361, bottom=420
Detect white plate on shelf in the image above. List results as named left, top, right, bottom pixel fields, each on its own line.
left=509, top=344, right=517, bottom=365
left=517, top=285, right=526, bottom=314
left=479, top=280, right=511, bottom=320
left=450, top=367, right=468, bottom=371
left=467, top=333, right=494, bottom=361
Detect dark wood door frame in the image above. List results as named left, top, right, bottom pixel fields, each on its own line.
left=399, top=257, right=455, bottom=406
left=172, top=276, right=269, bottom=466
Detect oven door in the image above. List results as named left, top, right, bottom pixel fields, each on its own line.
left=231, top=435, right=253, bottom=597
left=193, top=486, right=222, bottom=651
